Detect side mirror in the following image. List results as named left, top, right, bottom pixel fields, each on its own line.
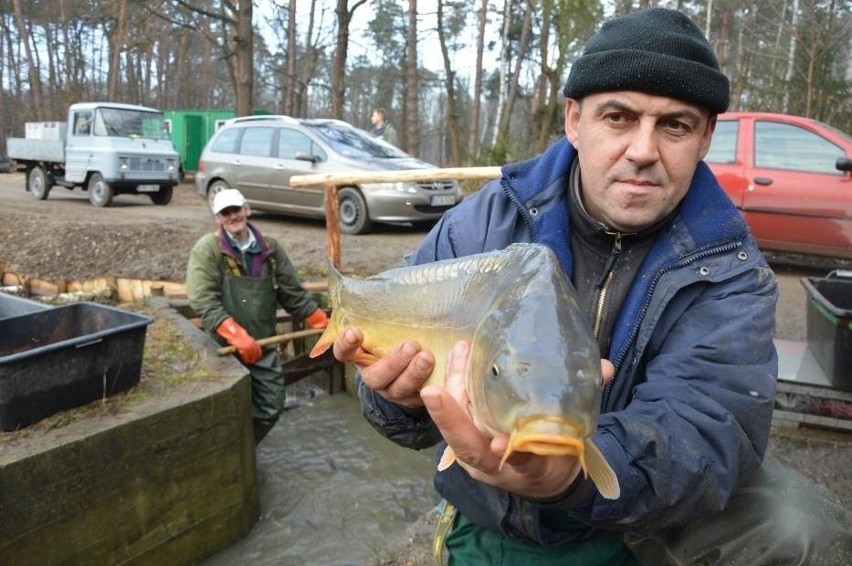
left=836, top=157, right=852, bottom=173
left=295, top=151, right=318, bottom=164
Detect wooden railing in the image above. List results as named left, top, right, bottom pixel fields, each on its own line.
left=289, top=166, right=502, bottom=268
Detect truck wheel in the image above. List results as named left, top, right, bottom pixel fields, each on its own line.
left=88, top=173, right=114, bottom=207
left=28, top=166, right=52, bottom=200
left=206, top=180, right=230, bottom=210
left=150, top=185, right=173, bottom=205
left=338, top=187, right=372, bottom=235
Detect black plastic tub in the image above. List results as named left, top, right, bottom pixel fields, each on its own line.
left=0, top=302, right=153, bottom=431
left=0, top=293, right=51, bottom=319
left=801, top=271, right=852, bottom=392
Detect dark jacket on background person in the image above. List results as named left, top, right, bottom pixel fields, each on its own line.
left=358, top=137, right=779, bottom=543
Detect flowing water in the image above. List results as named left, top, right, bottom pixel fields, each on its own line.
left=203, top=382, right=439, bottom=566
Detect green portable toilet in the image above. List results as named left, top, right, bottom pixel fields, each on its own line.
left=164, top=109, right=235, bottom=174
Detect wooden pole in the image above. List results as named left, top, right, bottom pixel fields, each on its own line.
left=289, top=166, right=502, bottom=188
left=217, top=328, right=325, bottom=356
left=288, top=166, right=503, bottom=271
left=324, top=182, right=341, bottom=268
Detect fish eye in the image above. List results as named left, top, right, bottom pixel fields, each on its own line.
left=490, top=364, right=500, bottom=380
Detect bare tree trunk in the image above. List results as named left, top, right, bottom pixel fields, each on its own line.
left=782, top=0, right=799, bottom=113
left=331, top=0, right=366, bottom=119
left=107, top=0, right=129, bottom=101
left=404, top=0, right=420, bottom=156
left=285, top=0, right=298, bottom=116
left=332, top=0, right=349, bottom=119
left=11, top=0, right=44, bottom=120
left=497, top=0, right=533, bottom=145
left=467, top=0, right=487, bottom=163
left=490, top=0, right=512, bottom=146
left=297, top=0, right=319, bottom=116
left=436, top=0, right=461, bottom=166
left=234, top=0, right=254, bottom=116
left=716, top=6, right=732, bottom=74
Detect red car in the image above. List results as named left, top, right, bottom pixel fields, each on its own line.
left=705, top=112, right=851, bottom=261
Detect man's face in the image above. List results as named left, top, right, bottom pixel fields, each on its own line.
left=371, top=110, right=382, bottom=126
left=214, top=204, right=251, bottom=236
left=564, top=91, right=715, bottom=233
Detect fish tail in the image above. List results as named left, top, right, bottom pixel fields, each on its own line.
left=309, top=260, right=343, bottom=359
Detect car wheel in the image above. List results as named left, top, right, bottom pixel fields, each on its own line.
left=88, top=173, right=114, bottom=207
left=338, top=187, right=372, bottom=235
left=150, top=185, right=173, bottom=205
left=207, top=180, right=231, bottom=211
left=28, top=166, right=52, bottom=200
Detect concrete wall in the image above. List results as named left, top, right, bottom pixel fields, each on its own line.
left=0, top=300, right=259, bottom=565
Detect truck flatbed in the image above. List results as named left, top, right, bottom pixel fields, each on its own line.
left=7, top=138, right=65, bottom=163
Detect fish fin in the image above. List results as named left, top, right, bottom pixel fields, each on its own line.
left=309, top=260, right=343, bottom=359
left=352, top=350, right=381, bottom=365
left=437, top=445, right=457, bottom=471
left=583, top=439, right=620, bottom=500
left=308, top=327, right=336, bottom=358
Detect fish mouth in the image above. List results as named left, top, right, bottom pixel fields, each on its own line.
left=499, top=415, right=585, bottom=469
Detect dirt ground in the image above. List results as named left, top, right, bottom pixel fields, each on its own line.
left=1, top=172, right=850, bottom=562
left=0, top=173, right=425, bottom=283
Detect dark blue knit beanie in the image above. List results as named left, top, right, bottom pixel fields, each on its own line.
left=563, top=8, right=730, bottom=114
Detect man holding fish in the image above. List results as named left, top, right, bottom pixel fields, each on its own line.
left=321, top=7, right=851, bottom=565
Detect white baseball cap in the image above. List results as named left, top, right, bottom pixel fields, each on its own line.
left=212, top=189, right=246, bottom=214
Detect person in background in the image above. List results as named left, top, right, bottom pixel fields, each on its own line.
left=187, top=189, right=328, bottom=444
left=331, top=7, right=851, bottom=565
left=369, top=107, right=398, bottom=146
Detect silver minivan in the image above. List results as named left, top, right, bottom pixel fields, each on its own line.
left=195, top=116, right=463, bottom=234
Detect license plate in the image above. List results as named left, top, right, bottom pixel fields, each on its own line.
left=431, top=194, right=456, bottom=206
left=137, top=184, right=159, bottom=192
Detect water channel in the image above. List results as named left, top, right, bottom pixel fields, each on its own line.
left=203, top=381, right=439, bottom=566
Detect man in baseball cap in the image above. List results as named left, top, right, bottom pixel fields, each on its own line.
left=188, top=188, right=328, bottom=443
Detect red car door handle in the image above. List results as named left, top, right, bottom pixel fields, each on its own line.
left=753, top=177, right=773, bottom=186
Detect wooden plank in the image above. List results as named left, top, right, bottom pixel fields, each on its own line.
left=289, top=166, right=502, bottom=188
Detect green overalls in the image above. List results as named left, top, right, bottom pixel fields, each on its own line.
left=220, top=261, right=285, bottom=430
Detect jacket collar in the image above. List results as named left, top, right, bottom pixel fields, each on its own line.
left=501, top=138, right=752, bottom=363
left=217, top=222, right=273, bottom=276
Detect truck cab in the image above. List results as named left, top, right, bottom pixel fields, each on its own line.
left=7, top=102, right=180, bottom=207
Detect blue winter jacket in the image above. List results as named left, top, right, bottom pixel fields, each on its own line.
left=358, top=138, right=779, bottom=545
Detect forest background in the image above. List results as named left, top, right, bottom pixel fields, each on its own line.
left=1, top=0, right=850, bottom=168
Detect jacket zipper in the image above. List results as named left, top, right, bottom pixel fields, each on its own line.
left=502, top=180, right=538, bottom=242
left=593, top=232, right=623, bottom=339
left=601, top=241, right=743, bottom=409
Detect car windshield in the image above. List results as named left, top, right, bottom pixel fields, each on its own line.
left=93, top=107, right=171, bottom=140
left=304, top=122, right=408, bottom=159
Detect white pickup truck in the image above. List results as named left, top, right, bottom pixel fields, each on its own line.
left=7, top=102, right=180, bottom=206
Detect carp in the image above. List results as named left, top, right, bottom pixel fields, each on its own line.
left=309, top=243, right=619, bottom=499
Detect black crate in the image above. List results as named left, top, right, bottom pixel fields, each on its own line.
left=801, top=272, right=852, bottom=392
left=0, top=293, right=50, bottom=319
left=0, top=302, right=153, bottom=431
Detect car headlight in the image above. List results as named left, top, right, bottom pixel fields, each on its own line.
left=118, top=158, right=129, bottom=172
left=391, top=182, right=418, bottom=194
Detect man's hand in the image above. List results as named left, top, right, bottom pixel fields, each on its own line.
left=332, top=327, right=434, bottom=409
left=215, top=316, right=262, bottom=365
left=304, top=308, right=329, bottom=329
left=420, top=341, right=615, bottom=500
